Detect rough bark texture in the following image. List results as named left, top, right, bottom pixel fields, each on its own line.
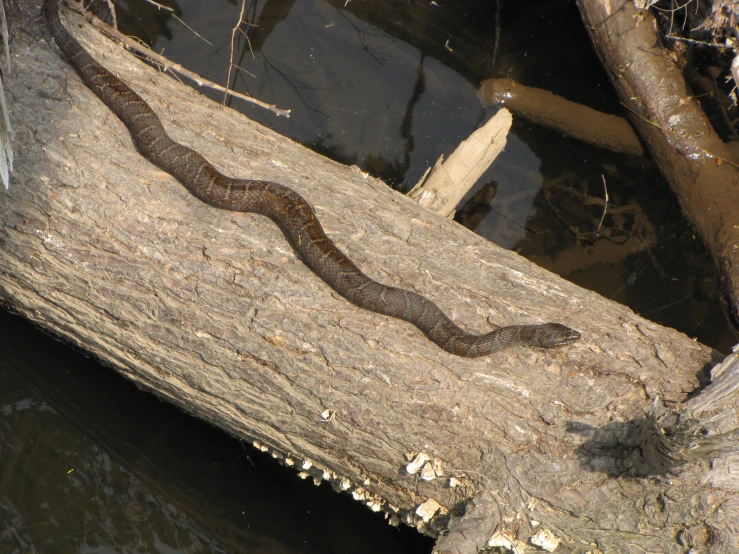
left=577, top=0, right=739, bottom=324
left=3, top=3, right=739, bottom=553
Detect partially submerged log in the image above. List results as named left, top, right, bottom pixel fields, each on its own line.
left=577, top=0, right=739, bottom=324
left=477, top=78, right=644, bottom=157
left=4, top=3, right=739, bottom=552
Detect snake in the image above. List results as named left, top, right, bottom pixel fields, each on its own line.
left=43, top=0, right=580, bottom=358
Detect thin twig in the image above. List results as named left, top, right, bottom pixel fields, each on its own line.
left=173, top=14, right=212, bottom=45
left=65, top=1, right=290, bottom=117
left=620, top=101, right=739, bottom=169
left=651, top=0, right=695, bottom=14
left=225, top=0, right=249, bottom=105
left=488, top=0, right=501, bottom=78
left=232, top=62, right=256, bottom=79
left=142, top=0, right=174, bottom=11
left=597, top=175, right=609, bottom=234
left=665, top=35, right=728, bottom=48
left=237, top=26, right=256, bottom=59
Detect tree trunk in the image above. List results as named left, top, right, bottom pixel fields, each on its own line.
left=4, top=3, right=738, bottom=552
left=577, top=0, right=739, bottom=325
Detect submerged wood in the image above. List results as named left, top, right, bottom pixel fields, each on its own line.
left=477, top=78, right=644, bottom=157
left=2, top=3, right=738, bottom=552
left=578, top=0, right=739, bottom=327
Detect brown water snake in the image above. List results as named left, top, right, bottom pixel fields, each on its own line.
left=43, top=0, right=580, bottom=358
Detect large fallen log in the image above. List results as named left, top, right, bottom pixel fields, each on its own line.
left=3, top=3, right=739, bottom=552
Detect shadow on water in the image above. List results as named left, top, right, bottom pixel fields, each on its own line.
left=6, top=0, right=738, bottom=551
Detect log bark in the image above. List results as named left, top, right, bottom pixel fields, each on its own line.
left=577, top=0, right=739, bottom=325
left=4, top=3, right=739, bottom=552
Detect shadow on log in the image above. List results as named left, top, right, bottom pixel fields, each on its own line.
left=2, top=2, right=739, bottom=552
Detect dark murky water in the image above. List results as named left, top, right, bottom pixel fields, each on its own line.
left=2, top=0, right=736, bottom=552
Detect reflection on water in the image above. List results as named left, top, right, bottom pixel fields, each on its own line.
left=106, top=0, right=492, bottom=190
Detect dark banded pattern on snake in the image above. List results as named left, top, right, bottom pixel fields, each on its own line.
left=43, top=0, right=581, bottom=357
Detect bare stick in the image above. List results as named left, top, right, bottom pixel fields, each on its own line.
left=142, top=0, right=174, bottom=11
left=173, top=14, right=212, bottom=46
left=225, top=0, right=248, bottom=105
left=597, top=175, right=609, bottom=234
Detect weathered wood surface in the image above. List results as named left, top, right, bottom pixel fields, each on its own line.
left=409, top=109, right=512, bottom=218
left=578, top=0, right=739, bottom=325
left=3, top=3, right=738, bottom=552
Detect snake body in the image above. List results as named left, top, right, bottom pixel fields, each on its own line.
left=44, top=0, right=580, bottom=357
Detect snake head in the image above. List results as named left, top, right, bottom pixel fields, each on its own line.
left=532, top=323, right=581, bottom=348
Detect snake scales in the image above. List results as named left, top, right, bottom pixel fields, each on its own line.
left=44, top=0, right=580, bottom=357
